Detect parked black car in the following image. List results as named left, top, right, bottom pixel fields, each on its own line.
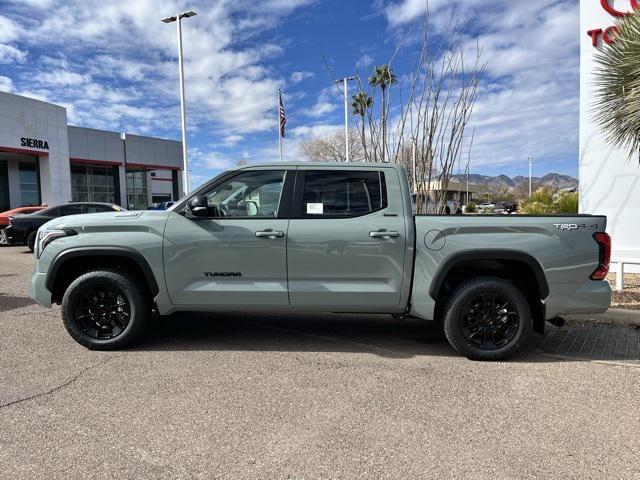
left=3, top=202, right=123, bottom=251
left=147, top=201, right=175, bottom=211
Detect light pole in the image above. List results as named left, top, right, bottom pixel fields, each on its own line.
left=162, top=11, right=197, bottom=195
left=527, top=156, right=534, bottom=197
left=335, top=76, right=356, bottom=162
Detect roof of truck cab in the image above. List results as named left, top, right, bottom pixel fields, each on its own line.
left=235, top=162, right=405, bottom=170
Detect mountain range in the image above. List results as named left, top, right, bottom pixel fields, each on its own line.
left=453, top=173, right=578, bottom=190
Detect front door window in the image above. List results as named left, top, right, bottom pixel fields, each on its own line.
left=204, top=170, right=285, bottom=218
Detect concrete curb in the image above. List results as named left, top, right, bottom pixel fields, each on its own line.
left=563, top=308, right=640, bottom=326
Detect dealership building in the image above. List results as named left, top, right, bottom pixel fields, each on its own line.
left=581, top=0, right=640, bottom=272
left=0, top=91, right=184, bottom=212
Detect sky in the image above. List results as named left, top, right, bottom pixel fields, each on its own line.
left=0, top=0, right=580, bottom=187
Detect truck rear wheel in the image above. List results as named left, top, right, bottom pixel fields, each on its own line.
left=442, top=277, right=532, bottom=361
left=61, top=269, right=149, bottom=350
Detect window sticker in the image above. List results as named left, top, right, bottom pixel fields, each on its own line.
left=306, top=203, right=323, bottom=215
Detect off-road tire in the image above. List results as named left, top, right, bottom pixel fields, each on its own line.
left=442, top=276, right=532, bottom=361
left=61, top=269, right=150, bottom=350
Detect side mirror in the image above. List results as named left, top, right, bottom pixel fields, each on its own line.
left=186, top=195, right=210, bottom=218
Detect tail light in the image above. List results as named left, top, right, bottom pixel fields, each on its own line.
left=590, top=232, right=611, bottom=280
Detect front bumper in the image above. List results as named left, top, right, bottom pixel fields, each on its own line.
left=28, top=268, right=52, bottom=308
left=4, top=226, right=26, bottom=245
left=545, top=280, right=612, bottom=319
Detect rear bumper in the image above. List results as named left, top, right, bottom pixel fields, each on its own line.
left=28, top=268, right=52, bottom=308
left=544, top=280, right=612, bottom=319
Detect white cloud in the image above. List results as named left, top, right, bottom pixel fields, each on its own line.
left=384, top=0, right=489, bottom=26
left=0, top=44, right=26, bottom=64
left=306, top=88, right=341, bottom=118
left=383, top=0, right=580, bottom=173
left=1, top=0, right=315, bottom=137
left=190, top=147, right=237, bottom=171
left=40, top=70, right=90, bottom=86
left=217, top=134, right=244, bottom=147
left=0, top=16, right=20, bottom=43
left=290, top=123, right=343, bottom=139
left=0, top=75, right=13, bottom=92
left=291, top=71, right=314, bottom=83
left=356, top=53, right=374, bottom=69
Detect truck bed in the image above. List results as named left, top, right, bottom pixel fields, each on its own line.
left=409, top=214, right=610, bottom=321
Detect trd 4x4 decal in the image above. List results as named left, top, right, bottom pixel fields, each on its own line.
left=553, top=223, right=599, bottom=231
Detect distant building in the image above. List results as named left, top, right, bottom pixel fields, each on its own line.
left=0, top=91, right=184, bottom=211
left=413, top=179, right=481, bottom=209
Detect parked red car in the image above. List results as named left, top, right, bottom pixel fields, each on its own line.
left=0, top=206, right=45, bottom=228
left=1, top=206, right=45, bottom=245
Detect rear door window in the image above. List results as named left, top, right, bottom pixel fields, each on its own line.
left=83, top=204, right=115, bottom=213
left=59, top=205, right=82, bottom=216
left=301, top=170, right=387, bottom=218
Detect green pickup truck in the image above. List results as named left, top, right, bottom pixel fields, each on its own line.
left=29, top=163, right=612, bottom=360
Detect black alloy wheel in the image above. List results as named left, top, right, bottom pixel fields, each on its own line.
left=62, top=269, right=149, bottom=349
left=74, top=284, right=131, bottom=340
left=442, top=277, right=532, bottom=361
left=459, top=293, right=519, bottom=351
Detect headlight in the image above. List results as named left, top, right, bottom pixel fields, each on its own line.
left=35, top=228, right=77, bottom=258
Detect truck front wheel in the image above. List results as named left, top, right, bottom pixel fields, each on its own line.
left=442, top=277, right=532, bottom=361
left=61, top=269, right=150, bottom=350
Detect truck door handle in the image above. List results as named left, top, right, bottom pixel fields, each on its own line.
left=255, top=230, right=285, bottom=238
left=369, top=230, right=400, bottom=239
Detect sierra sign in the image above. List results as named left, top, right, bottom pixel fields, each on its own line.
left=587, top=0, right=639, bottom=46
left=20, top=137, right=49, bottom=150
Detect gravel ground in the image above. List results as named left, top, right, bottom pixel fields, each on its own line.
left=608, top=273, right=640, bottom=310
left=1, top=245, right=639, bottom=479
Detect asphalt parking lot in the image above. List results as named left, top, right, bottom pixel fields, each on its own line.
left=1, top=245, right=639, bottom=479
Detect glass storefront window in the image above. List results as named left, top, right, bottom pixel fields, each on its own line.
left=0, top=160, right=9, bottom=211
left=71, top=163, right=117, bottom=204
left=126, top=169, right=148, bottom=210
left=19, top=161, right=40, bottom=206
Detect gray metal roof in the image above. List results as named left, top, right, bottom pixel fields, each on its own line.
left=235, top=161, right=405, bottom=170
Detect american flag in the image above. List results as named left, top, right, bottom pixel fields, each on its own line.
left=278, top=90, right=286, bottom=138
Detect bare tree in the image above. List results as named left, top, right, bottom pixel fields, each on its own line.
left=299, top=128, right=364, bottom=162
left=330, top=9, right=485, bottom=213
left=397, top=13, right=484, bottom=213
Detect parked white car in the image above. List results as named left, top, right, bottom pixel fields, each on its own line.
left=477, top=202, right=495, bottom=211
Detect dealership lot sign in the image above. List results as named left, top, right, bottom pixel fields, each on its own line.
left=587, top=0, right=639, bottom=45
left=580, top=0, right=640, bottom=267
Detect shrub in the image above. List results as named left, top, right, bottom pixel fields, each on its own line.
left=530, top=187, right=555, bottom=205
left=520, top=201, right=555, bottom=215
left=465, top=202, right=477, bottom=213
left=556, top=191, right=579, bottom=214
left=519, top=188, right=580, bottom=215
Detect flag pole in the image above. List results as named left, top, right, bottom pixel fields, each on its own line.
left=278, top=90, right=283, bottom=163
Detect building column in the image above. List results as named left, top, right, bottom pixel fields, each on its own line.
left=118, top=165, right=126, bottom=207
left=146, top=171, right=153, bottom=207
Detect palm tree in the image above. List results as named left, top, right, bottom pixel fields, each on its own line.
left=351, top=91, right=373, bottom=161
left=368, top=65, right=397, bottom=162
left=593, top=13, right=640, bottom=161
